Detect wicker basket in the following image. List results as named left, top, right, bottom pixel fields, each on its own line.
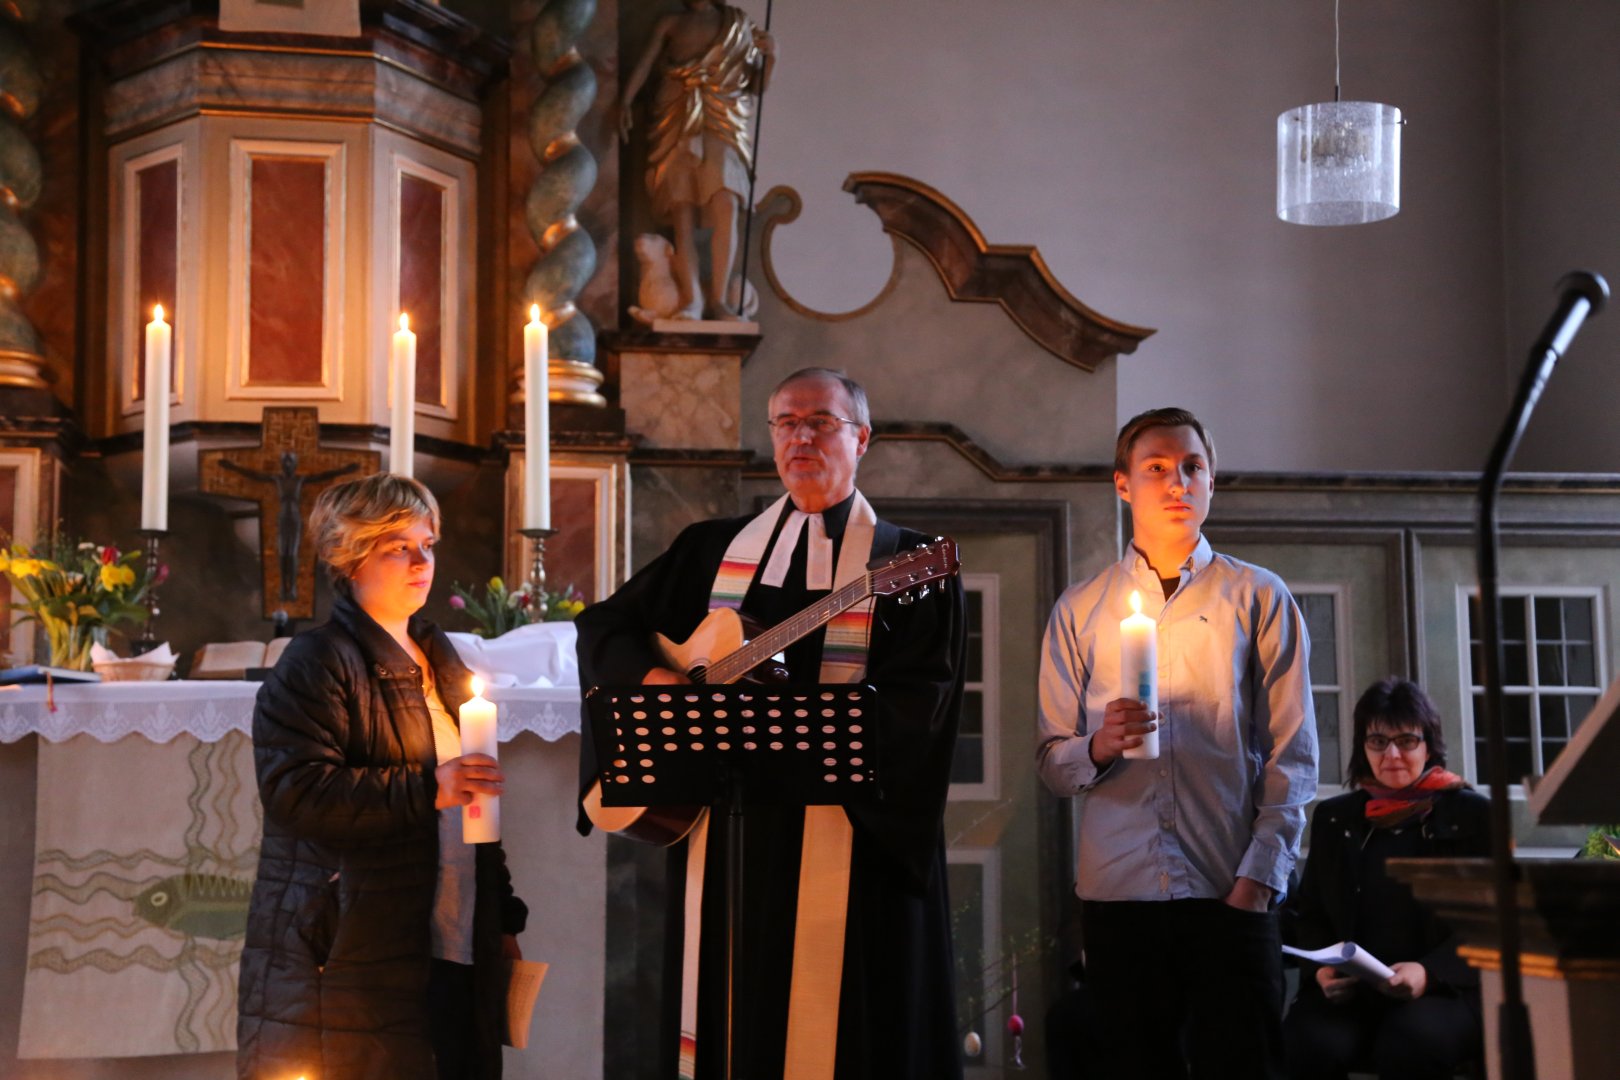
left=92, top=659, right=176, bottom=682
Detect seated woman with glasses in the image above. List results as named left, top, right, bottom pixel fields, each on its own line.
left=1282, top=677, right=1489, bottom=1080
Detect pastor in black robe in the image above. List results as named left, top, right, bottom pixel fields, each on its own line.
left=575, top=492, right=966, bottom=1080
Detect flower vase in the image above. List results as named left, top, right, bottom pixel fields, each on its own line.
left=44, top=620, right=96, bottom=672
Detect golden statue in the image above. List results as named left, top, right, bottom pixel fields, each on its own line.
left=619, top=1, right=776, bottom=322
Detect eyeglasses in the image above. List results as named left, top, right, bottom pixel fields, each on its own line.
left=1364, top=733, right=1424, bottom=753
left=767, top=414, right=861, bottom=439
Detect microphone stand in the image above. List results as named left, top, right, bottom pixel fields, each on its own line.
left=1474, top=270, right=1608, bottom=1080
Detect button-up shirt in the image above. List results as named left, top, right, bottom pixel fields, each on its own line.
left=1036, top=536, right=1317, bottom=902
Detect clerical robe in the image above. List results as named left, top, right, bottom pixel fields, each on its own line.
left=576, top=493, right=965, bottom=1080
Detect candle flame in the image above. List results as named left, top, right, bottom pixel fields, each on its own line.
left=470, top=675, right=484, bottom=698
left=152, top=303, right=165, bottom=323
left=529, top=303, right=542, bottom=324
left=398, top=313, right=410, bottom=333
left=1129, top=590, right=1142, bottom=615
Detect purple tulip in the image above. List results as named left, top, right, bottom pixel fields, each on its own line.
left=449, top=594, right=466, bottom=610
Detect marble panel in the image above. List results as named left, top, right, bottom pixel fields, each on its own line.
left=399, top=173, right=445, bottom=406
left=135, top=159, right=178, bottom=401
left=247, top=156, right=326, bottom=386
left=619, top=352, right=741, bottom=450
left=628, top=465, right=740, bottom=573
left=551, top=477, right=598, bottom=604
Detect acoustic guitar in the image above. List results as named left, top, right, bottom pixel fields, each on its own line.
left=583, top=537, right=962, bottom=845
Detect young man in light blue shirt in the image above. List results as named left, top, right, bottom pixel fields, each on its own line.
left=1037, top=407, right=1318, bottom=1079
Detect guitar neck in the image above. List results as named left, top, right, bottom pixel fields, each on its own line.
left=705, top=573, right=872, bottom=684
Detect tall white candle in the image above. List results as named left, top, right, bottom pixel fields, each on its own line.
left=523, top=304, right=550, bottom=530
left=1120, top=589, right=1160, bottom=760
left=459, top=676, right=500, bottom=843
left=390, top=313, right=416, bottom=477
left=141, top=305, right=172, bottom=531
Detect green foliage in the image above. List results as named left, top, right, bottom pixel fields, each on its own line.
left=447, top=575, right=584, bottom=639
left=1579, top=825, right=1620, bottom=859
left=1, top=534, right=160, bottom=665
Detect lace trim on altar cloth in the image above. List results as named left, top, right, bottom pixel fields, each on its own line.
left=0, top=683, right=580, bottom=744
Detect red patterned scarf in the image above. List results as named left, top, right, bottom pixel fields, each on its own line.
left=1363, top=767, right=1468, bottom=829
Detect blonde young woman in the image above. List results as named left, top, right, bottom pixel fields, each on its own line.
left=236, top=473, right=526, bottom=1080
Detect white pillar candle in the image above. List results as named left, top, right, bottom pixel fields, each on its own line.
left=1120, top=589, right=1160, bottom=760
left=140, top=305, right=172, bottom=531
left=390, top=313, right=416, bottom=477
left=459, top=676, right=500, bottom=843
left=523, top=304, right=550, bottom=530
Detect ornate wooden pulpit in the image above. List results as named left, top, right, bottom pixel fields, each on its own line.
left=1390, top=678, right=1620, bottom=1079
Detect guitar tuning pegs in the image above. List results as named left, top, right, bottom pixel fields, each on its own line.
left=915, top=583, right=930, bottom=601
left=896, top=591, right=916, bottom=606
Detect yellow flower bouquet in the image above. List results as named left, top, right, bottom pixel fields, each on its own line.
left=1, top=537, right=162, bottom=670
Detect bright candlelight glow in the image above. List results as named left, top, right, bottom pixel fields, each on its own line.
left=390, top=312, right=417, bottom=477
left=459, top=677, right=500, bottom=843
left=523, top=304, right=551, bottom=529
left=141, top=304, right=172, bottom=531
left=1120, top=588, right=1160, bottom=760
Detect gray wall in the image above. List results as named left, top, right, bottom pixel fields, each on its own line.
left=731, top=0, right=1614, bottom=474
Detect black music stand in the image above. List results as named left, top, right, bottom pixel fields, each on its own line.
left=585, top=683, right=881, bottom=1080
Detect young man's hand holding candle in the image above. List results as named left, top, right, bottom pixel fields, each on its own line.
left=1087, top=698, right=1158, bottom=766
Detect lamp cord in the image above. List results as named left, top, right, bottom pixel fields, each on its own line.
left=1334, top=0, right=1342, bottom=101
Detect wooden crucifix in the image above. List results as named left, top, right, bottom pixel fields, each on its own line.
left=200, top=408, right=378, bottom=620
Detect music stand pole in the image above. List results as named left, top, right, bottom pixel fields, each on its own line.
left=724, top=766, right=742, bottom=1080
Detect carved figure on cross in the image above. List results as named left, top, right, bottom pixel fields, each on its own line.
left=199, top=408, right=378, bottom=620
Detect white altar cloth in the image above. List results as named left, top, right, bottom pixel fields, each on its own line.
left=0, top=681, right=581, bottom=744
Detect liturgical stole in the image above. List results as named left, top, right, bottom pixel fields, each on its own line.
left=676, top=490, right=878, bottom=1080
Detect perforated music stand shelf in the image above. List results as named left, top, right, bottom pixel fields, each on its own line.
left=586, top=684, right=880, bottom=808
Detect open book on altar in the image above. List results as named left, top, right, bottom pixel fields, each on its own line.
left=1282, top=941, right=1396, bottom=983
left=189, top=638, right=291, bottom=679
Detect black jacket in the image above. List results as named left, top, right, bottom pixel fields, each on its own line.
left=1283, top=787, right=1490, bottom=997
left=236, top=596, right=527, bottom=1080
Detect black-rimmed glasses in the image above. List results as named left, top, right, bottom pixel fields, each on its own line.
left=1364, top=733, right=1424, bottom=753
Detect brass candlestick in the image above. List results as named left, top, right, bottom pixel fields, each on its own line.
left=518, top=527, right=558, bottom=606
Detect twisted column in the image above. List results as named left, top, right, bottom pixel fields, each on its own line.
left=0, top=7, right=44, bottom=389
left=523, top=0, right=604, bottom=408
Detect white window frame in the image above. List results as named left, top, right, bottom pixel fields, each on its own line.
left=1289, top=582, right=1351, bottom=796
left=949, top=572, right=1001, bottom=801
left=1456, top=585, right=1608, bottom=796
left=947, top=845, right=1002, bottom=1077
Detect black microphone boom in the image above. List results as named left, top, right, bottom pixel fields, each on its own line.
left=1475, top=269, right=1608, bottom=1080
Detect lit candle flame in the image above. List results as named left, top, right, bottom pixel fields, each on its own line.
left=398, top=312, right=410, bottom=332
left=529, top=303, right=542, bottom=325
left=1129, top=590, right=1142, bottom=615
left=470, top=675, right=484, bottom=698
left=152, top=303, right=165, bottom=323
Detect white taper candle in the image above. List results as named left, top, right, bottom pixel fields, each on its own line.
left=523, top=304, right=550, bottom=530
left=390, top=313, right=416, bottom=477
left=141, top=305, right=172, bottom=531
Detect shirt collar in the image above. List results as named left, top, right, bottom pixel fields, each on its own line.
left=1125, top=533, right=1213, bottom=581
